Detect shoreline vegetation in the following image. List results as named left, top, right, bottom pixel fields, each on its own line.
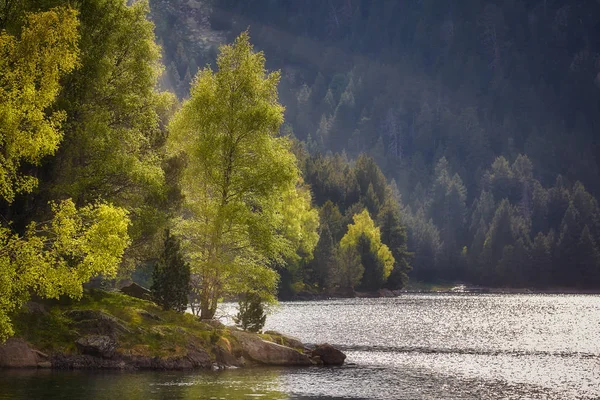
left=287, top=283, right=600, bottom=300
left=0, top=290, right=345, bottom=370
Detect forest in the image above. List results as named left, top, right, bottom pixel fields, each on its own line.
left=1, top=0, right=600, bottom=341
left=152, top=0, right=600, bottom=290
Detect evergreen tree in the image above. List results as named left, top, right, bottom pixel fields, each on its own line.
left=529, top=232, right=553, bottom=287
left=575, top=226, right=600, bottom=287
left=308, top=224, right=335, bottom=290
left=356, top=233, right=386, bottom=291
left=483, top=199, right=514, bottom=269
left=377, top=198, right=412, bottom=289
left=151, top=230, right=190, bottom=312
left=329, top=245, right=363, bottom=294
left=556, top=202, right=582, bottom=286
left=234, top=292, right=266, bottom=333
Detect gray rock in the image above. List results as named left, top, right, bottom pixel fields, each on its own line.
left=214, top=345, right=241, bottom=367
left=185, top=348, right=213, bottom=368
left=231, top=331, right=312, bottom=366
left=24, top=302, right=48, bottom=314
left=120, top=282, right=152, bottom=300
left=37, top=361, right=52, bottom=368
left=75, top=335, right=117, bottom=358
left=138, top=310, right=162, bottom=321
left=202, top=319, right=225, bottom=329
left=66, top=309, right=130, bottom=338
left=264, top=330, right=305, bottom=350
left=0, top=338, right=39, bottom=368
left=311, top=343, right=346, bottom=365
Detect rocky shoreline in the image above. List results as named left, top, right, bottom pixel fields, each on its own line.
left=0, top=291, right=345, bottom=371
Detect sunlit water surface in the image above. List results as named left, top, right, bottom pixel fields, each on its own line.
left=1, top=294, right=599, bottom=399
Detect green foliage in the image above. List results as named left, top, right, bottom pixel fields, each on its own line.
left=0, top=200, right=130, bottom=341
left=33, top=0, right=178, bottom=270
left=329, top=245, right=363, bottom=293
left=355, top=233, right=385, bottom=291
left=377, top=198, right=412, bottom=289
left=340, top=209, right=395, bottom=289
left=0, top=6, right=79, bottom=202
left=154, top=1, right=600, bottom=290
left=234, top=292, right=267, bottom=333
left=151, top=230, right=190, bottom=312
left=168, top=32, right=317, bottom=318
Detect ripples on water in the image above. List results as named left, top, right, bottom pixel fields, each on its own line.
left=261, top=294, right=600, bottom=399
left=1, top=294, right=599, bottom=399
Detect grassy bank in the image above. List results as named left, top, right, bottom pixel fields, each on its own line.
left=11, top=290, right=239, bottom=360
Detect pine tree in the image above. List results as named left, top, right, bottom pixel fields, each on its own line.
left=529, top=232, right=553, bottom=287
left=556, top=202, right=582, bottom=286
left=151, top=230, right=190, bottom=312
left=356, top=233, right=385, bottom=291
left=309, top=224, right=336, bottom=289
left=377, top=198, right=412, bottom=289
left=575, top=226, right=600, bottom=287
left=234, top=292, right=267, bottom=333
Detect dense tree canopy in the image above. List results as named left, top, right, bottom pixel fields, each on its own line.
left=168, top=32, right=318, bottom=318
left=0, top=6, right=78, bottom=202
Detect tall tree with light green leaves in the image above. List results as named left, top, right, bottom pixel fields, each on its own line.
left=168, top=32, right=318, bottom=319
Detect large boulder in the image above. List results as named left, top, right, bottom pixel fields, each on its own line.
left=76, top=335, right=117, bottom=358
left=0, top=338, right=39, bottom=368
left=120, top=282, right=152, bottom=300
left=231, top=331, right=312, bottom=366
left=264, top=330, right=304, bottom=350
left=311, top=343, right=346, bottom=366
left=65, top=309, right=130, bottom=338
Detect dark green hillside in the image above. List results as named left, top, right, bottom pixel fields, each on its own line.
left=152, top=0, right=600, bottom=289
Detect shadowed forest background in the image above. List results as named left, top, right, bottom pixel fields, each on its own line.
left=150, top=0, right=600, bottom=292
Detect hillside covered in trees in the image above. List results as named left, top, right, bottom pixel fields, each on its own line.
left=151, top=0, right=600, bottom=290
left=2, top=0, right=600, bottom=343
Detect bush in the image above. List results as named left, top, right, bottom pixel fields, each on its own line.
left=234, top=292, right=266, bottom=333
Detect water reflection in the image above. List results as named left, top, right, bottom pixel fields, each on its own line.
left=0, top=368, right=289, bottom=400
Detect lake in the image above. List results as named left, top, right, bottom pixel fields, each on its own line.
left=1, top=294, right=599, bottom=399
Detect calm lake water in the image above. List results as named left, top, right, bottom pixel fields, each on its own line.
left=1, top=294, right=599, bottom=399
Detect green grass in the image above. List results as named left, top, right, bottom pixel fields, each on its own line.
left=11, top=290, right=238, bottom=359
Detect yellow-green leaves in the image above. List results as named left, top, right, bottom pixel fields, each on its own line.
left=340, top=209, right=395, bottom=280
left=169, top=32, right=318, bottom=318
left=0, top=200, right=130, bottom=342
left=280, top=181, right=320, bottom=261
left=0, top=7, right=79, bottom=202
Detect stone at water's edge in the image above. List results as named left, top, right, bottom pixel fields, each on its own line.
left=263, top=330, right=305, bottom=350
left=76, top=335, right=117, bottom=359
left=311, top=343, right=346, bottom=365
left=231, top=330, right=313, bottom=366
left=0, top=338, right=40, bottom=368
